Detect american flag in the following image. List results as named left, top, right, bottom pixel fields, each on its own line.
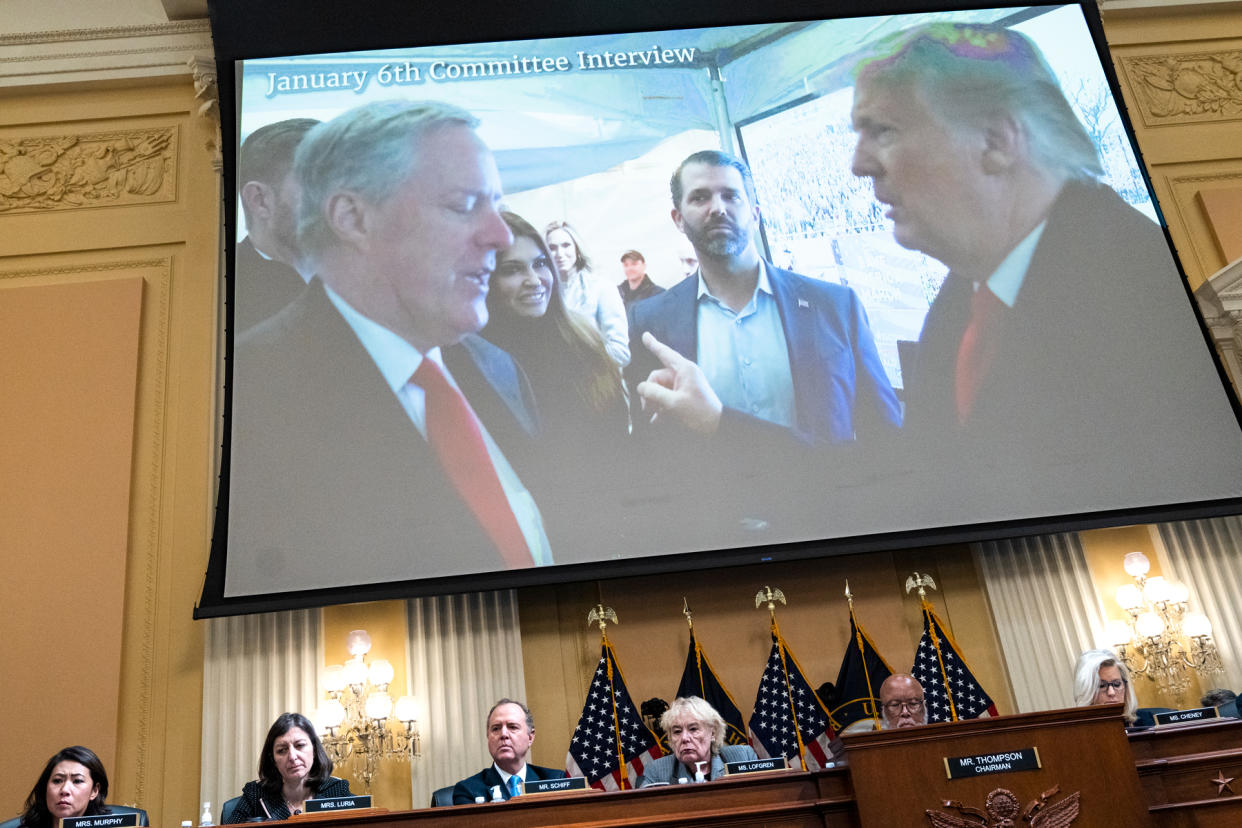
left=911, top=604, right=998, bottom=723
left=747, top=629, right=835, bottom=770
left=566, top=640, right=665, bottom=790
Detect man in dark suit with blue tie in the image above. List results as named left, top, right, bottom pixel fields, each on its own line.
left=451, top=699, right=567, bottom=804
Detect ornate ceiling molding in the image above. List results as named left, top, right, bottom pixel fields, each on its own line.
left=0, top=126, right=178, bottom=213
left=0, top=19, right=213, bottom=88
left=1120, top=49, right=1242, bottom=125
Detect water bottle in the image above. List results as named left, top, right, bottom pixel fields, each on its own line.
left=200, top=802, right=214, bottom=826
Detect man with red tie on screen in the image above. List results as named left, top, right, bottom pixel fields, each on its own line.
left=848, top=22, right=1205, bottom=504
left=226, top=100, right=551, bottom=597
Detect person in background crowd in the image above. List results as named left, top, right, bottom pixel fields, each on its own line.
left=641, top=697, right=671, bottom=751
left=675, top=237, right=699, bottom=280
left=225, top=712, right=350, bottom=823
left=480, top=212, right=630, bottom=559
left=234, top=118, right=319, bottom=334
left=617, top=249, right=665, bottom=307
left=1201, top=688, right=1237, bottom=707
left=545, top=219, right=630, bottom=366
left=1073, top=649, right=1137, bottom=724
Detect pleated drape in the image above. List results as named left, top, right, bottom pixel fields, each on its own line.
left=973, top=534, right=1109, bottom=713
left=404, top=590, right=526, bottom=808
left=1156, top=517, right=1242, bottom=693
left=199, top=610, right=323, bottom=817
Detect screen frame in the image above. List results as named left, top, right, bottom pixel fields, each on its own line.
left=197, top=0, right=1242, bottom=618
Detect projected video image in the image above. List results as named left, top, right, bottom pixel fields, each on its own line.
left=219, top=5, right=1242, bottom=602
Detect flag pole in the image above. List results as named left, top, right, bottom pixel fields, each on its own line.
left=905, top=573, right=959, bottom=722
left=588, top=603, right=630, bottom=787
left=684, top=597, right=705, bottom=698
left=845, top=581, right=883, bottom=730
left=756, top=585, right=808, bottom=769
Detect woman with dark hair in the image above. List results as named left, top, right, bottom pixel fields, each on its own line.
left=17, top=747, right=110, bottom=828
left=543, top=219, right=630, bottom=366
left=224, top=713, right=350, bottom=823
left=487, top=212, right=627, bottom=439
left=483, top=213, right=630, bottom=558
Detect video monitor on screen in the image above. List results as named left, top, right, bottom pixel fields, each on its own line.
left=201, top=2, right=1242, bottom=615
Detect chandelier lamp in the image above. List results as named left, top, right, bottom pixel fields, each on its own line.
left=314, top=629, right=421, bottom=791
left=1107, top=551, right=1222, bottom=698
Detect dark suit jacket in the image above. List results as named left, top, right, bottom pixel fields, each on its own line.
left=619, top=264, right=901, bottom=546
left=451, top=764, right=567, bottom=805
left=232, top=236, right=308, bottom=336
left=225, top=279, right=542, bottom=597
left=903, top=180, right=1230, bottom=508
left=224, top=776, right=350, bottom=823
left=626, top=264, right=901, bottom=446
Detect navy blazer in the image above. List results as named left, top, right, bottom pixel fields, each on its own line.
left=625, top=264, right=900, bottom=446
left=225, top=279, right=542, bottom=597
left=232, top=236, right=308, bottom=337
left=450, top=764, right=567, bottom=805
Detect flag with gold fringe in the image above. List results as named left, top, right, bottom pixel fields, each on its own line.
left=747, top=624, right=835, bottom=770
left=675, top=627, right=750, bottom=746
left=828, top=608, right=894, bottom=732
left=910, top=602, right=998, bottom=723
left=566, top=639, right=665, bottom=790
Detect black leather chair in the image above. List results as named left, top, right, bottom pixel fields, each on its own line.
left=429, top=786, right=455, bottom=808
left=1132, top=706, right=1176, bottom=728
left=0, top=806, right=149, bottom=828
left=220, top=795, right=244, bottom=824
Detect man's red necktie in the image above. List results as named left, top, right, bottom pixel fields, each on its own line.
left=954, top=286, right=1006, bottom=425
left=411, top=359, right=533, bottom=568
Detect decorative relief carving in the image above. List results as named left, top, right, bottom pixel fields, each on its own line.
left=0, top=128, right=175, bottom=213
left=926, top=785, right=1080, bottom=827
left=189, top=56, right=222, bottom=173
left=1122, top=51, right=1242, bottom=124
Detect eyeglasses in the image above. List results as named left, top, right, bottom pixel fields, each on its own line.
left=883, top=699, right=925, bottom=713
left=1097, top=679, right=1127, bottom=691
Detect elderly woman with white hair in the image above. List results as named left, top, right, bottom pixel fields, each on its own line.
left=1073, top=648, right=1138, bottom=724
left=637, top=696, right=757, bottom=786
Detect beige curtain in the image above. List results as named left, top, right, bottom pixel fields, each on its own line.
left=199, top=610, right=323, bottom=818
left=1155, top=517, right=1242, bottom=693
left=973, top=533, right=1109, bottom=713
left=405, top=590, right=526, bottom=809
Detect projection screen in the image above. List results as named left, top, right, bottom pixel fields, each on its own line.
left=198, top=0, right=1242, bottom=617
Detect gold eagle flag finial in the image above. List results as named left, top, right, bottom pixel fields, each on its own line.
left=587, top=604, right=618, bottom=638
left=754, top=585, right=787, bottom=621
left=904, top=572, right=938, bottom=603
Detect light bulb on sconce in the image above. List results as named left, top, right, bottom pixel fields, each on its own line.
left=345, top=629, right=373, bottom=657
left=368, top=659, right=395, bottom=688
left=1122, top=551, right=1150, bottom=579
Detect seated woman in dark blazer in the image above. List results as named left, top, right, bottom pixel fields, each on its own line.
left=12, top=746, right=144, bottom=828
left=225, top=713, right=350, bottom=823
